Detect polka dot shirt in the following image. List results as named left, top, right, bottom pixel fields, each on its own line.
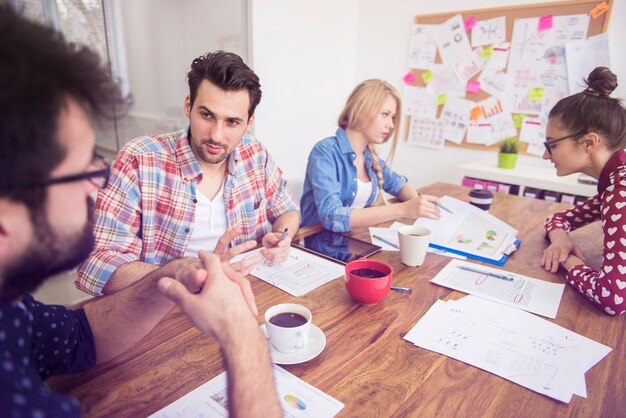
left=545, top=149, right=626, bottom=316
left=0, top=295, right=96, bottom=417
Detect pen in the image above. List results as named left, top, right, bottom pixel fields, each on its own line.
left=372, top=235, right=400, bottom=249
left=434, top=202, right=454, bottom=214
left=457, top=265, right=514, bottom=281
left=277, top=228, right=288, bottom=243
left=391, top=286, right=412, bottom=293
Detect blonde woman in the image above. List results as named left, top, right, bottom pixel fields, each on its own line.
left=300, top=79, right=441, bottom=232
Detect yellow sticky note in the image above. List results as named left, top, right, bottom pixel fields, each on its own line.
left=529, top=87, right=544, bottom=101
left=513, top=114, right=526, bottom=128
left=481, top=45, right=494, bottom=60
left=436, top=94, right=447, bottom=105
left=421, top=70, right=433, bottom=84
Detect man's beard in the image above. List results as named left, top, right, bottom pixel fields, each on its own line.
left=193, top=137, right=229, bottom=165
left=0, top=198, right=96, bottom=303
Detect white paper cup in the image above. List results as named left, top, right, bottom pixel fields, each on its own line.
left=397, top=226, right=431, bottom=267
left=264, top=303, right=311, bottom=354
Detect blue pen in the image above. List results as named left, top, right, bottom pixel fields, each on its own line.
left=434, top=202, right=454, bottom=214
left=458, top=265, right=514, bottom=281
left=372, top=234, right=400, bottom=249
left=391, top=286, right=412, bottom=293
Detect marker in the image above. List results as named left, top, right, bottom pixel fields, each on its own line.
left=372, top=235, right=400, bottom=249
left=434, top=202, right=454, bottom=214
left=277, top=228, right=289, bottom=243
left=458, top=265, right=514, bottom=281
left=391, top=286, right=412, bottom=293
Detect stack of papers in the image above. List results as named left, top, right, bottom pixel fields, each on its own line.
left=404, top=296, right=611, bottom=403
left=413, top=196, right=519, bottom=264
left=231, top=247, right=344, bottom=297
left=150, top=365, right=344, bottom=417
left=430, top=259, right=565, bottom=318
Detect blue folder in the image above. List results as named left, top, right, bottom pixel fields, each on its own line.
left=428, top=239, right=521, bottom=267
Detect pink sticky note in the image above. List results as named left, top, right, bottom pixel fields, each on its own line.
left=403, top=71, right=415, bottom=85
left=464, top=16, right=476, bottom=31
left=466, top=80, right=480, bottom=93
left=538, top=15, right=553, bottom=31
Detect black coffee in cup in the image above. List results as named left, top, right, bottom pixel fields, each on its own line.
left=350, top=268, right=386, bottom=278
left=269, top=312, right=308, bottom=328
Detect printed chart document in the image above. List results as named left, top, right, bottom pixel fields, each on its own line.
left=404, top=296, right=611, bottom=403
left=413, top=196, right=518, bottom=264
left=231, top=247, right=344, bottom=297
left=430, top=259, right=565, bottom=318
left=149, top=365, right=344, bottom=418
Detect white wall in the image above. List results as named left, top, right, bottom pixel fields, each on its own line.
left=251, top=0, right=626, bottom=190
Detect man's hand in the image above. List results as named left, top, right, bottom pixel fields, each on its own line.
left=260, top=231, right=291, bottom=263
left=173, top=252, right=258, bottom=316
left=158, top=251, right=259, bottom=338
left=213, top=227, right=261, bottom=274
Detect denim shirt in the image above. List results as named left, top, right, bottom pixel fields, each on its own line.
left=300, top=127, right=408, bottom=232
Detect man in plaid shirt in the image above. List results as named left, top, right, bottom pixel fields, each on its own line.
left=77, top=51, right=300, bottom=296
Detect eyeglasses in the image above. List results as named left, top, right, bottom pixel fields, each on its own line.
left=543, top=130, right=586, bottom=155
left=26, top=153, right=110, bottom=189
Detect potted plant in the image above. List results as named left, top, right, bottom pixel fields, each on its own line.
left=497, top=137, right=520, bottom=169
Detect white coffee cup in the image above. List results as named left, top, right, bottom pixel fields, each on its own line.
left=397, top=226, right=431, bottom=267
left=264, top=303, right=312, bottom=354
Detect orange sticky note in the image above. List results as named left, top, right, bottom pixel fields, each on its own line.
left=538, top=15, right=553, bottom=31
left=421, top=70, right=433, bottom=84
left=591, top=1, right=609, bottom=19
left=470, top=106, right=484, bottom=121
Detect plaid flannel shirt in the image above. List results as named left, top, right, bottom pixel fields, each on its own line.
left=76, top=129, right=298, bottom=295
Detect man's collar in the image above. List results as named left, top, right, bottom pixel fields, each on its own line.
left=175, top=129, right=203, bottom=183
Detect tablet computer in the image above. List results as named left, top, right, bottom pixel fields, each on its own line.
left=292, top=230, right=382, bottom=265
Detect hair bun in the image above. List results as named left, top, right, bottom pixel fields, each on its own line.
left=585, top=67, right=618, bottom=97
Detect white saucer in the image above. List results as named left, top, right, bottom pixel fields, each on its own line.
left=260, top=324, right=326, bottom=365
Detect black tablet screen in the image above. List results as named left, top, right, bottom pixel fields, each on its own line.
left=292, top=230, right=381, bottom=264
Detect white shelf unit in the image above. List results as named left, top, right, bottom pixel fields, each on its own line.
left=459, top=160, right=597, bottom=199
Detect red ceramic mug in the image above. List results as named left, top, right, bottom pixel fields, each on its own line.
left=344, top=258, right=393, bottom=305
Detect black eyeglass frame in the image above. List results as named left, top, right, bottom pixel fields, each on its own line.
left=543, top=130, right=587, bottom=155
left=24, top=153, right=111, bottom=189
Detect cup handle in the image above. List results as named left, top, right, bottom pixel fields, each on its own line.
left=296, top=332, right=306, bottom=350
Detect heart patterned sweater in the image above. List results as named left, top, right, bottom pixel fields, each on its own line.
left=545, top=149, right=626, bottom=316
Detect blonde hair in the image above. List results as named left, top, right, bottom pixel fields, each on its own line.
left=338, top=79, right=402, bottom=205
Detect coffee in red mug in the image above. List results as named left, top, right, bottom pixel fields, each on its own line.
left=344, top=258, right=392, bottom=305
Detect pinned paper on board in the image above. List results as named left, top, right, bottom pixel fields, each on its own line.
left=402, top=85, right=438, bottom=118
left=441, top=97, right=474, bottom=144
left=407, top=116, right=445, bottom=149
left=471, top=16, right=506, bottom=47
left=407, top=24, right=438, bottom=69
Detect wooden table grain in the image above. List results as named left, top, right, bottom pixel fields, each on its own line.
left=48, top=182, right=624, bottom=417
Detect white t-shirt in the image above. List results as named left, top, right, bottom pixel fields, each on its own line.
left=184, top=182, right=228, bottom=258
left=351, top=179, right=373, bottom=209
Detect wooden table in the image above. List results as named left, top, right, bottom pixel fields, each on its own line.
left=49, top=182, right=624, bottom=417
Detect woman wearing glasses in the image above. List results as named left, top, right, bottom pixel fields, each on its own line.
left=541, top=67, right=626, bottom=316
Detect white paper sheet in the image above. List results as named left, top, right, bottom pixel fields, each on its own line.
left=441, top=97, right=474, bottom=144
left=408, top=24, right=438, bottom=69
left=413, top=196, right=518, bottom=262
left=466, top=121, right=492, bottom=145
left=425, top=63, right=467, bottom=97
left=149, top=365, right=345, bottom=418
left=404, top=297, right=611, bottom=403
left=402, top=85, right=438, bottom=118
left=485, top=42, right=510, bottom=70
left=407, top=116, right=445, bottom=149
left=231, top=247, right=344, bottom=297
left=565, top=32, right=610, bottom=94
left=477, top=68, right=514, bottom=99
left=471, top=16, right=507, bottom=47
left=519, top=116, right=546, bottom=156
left=436, top=15, right=473, bottom=67
left=430, top=259, right=564, bottom=318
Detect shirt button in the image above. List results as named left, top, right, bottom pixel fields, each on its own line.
left=352, top=192, right=355, bottom=195
left=353, top=178, right=356, bottom=181
left=192, top=198, right=198, bottom=203
left=184, top=228, right=190, bottom=233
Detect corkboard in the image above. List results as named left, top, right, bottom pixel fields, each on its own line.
left=404, top=0, right=612, bottom=155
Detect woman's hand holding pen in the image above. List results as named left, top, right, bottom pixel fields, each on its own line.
left=401, top=194, right=441, bottom=220
left=260, top=228, right=291, bottom=263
